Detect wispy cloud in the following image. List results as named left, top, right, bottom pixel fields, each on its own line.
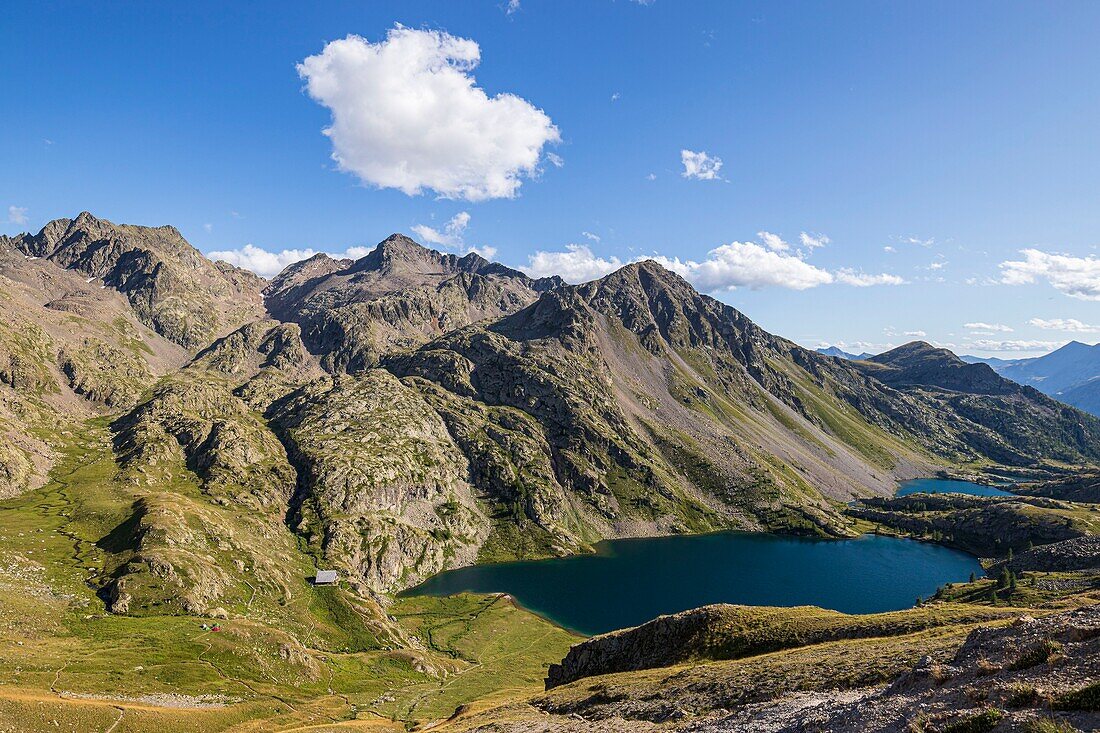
left=799, top=232, right=830, bottom=250
left=833, top=269, right=906, bottom=287
left=964, top=322, right=1013, bottom=333
left=965, top=339, right=1063, bottom=353
left=411, top=211, right=471, bottom=248
left=7, top=206, right=28, bottom=226
left=1028, top=317, right=1100, bottom=333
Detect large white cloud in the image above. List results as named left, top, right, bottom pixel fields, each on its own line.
left=1000, top=249, right=1100, bottom=300
left=298, top=27, right=560, bottom=201
left=680, top=149, right=723, bottom=180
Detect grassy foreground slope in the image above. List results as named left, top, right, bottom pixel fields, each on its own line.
left=0, top=421, right=576, bottom=732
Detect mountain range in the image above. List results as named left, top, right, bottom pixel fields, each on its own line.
left=2, top=213, right=1099, bottom=613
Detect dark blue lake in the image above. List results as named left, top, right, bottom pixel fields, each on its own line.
left=897, top=478, right=1015, bottom=497
left=404, top=531, right=982, bottom=636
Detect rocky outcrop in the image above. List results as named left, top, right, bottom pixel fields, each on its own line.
left=1016, top=472, right=1100, bottom=503
left=847, top=494, right=1086, bottom=556
left=273, top=370, right=489, bottom=593
left=112, top=376, right=297, bottom=512
left=996, top=535, right=1100, bottom=573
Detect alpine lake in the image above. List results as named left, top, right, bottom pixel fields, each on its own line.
left=404, top=478, right=1002, bottom=636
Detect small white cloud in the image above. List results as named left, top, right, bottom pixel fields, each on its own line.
left=209, top=244, right=320, bottom=278
left=582, top=231, right=601, bottom=243
left=903, top=330, right=927, bottom=337
left=209, top=241, right=390, bottom=277
left=680, top=149, right=723, bottom=181
left=928, top=261, right=946, bottom=270
left=504, top=0, right=520, bottom=14
left=648, top=241, right=833, bottom=291
left=7, top=206, right=28, bottom=225
left=298, top=26, right=560, bottom=202
left=611, top=92, right=621, bottom=102
left=883, top=245, right=896, bottom=253
left=411, top=211, right=471, bottom=248
left=905, top=236, right=935, bottom=247
left=757, top=231, right=789, bottom=252
left=833, top=269, right=906, bottom=287
left=1028, top=317, right=1100, bottom=333
left=646, top=172, right=657, bottom=181
left=545, top=152, right=564, bottom=168
left=1000, top=249, right=1100, bottom=301
left=523, top=244, right=624, bottom=283
left=799, top=232, right=830, bottom=250
left=964, top=322, right=1013, bottom=333
left=467, top=244, right=497, bottom=259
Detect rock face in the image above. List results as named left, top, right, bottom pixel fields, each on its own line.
left=0, top=227, right=190, bottom=495
left=3, top=212, right=265, bottom=348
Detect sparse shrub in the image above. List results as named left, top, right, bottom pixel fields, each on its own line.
left=1004, top=683, right=1041, bottom=708
left=1009, top=639, right=1063, bottom=671
left=940, top=707, right=1004, bottom=733
left=1052, top=680, right=1100, bottom=711
left=1023, top=718, right=1080, bottom=733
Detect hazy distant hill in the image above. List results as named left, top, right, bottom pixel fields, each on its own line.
left=815, top=346, right=874, bottom=360
left=975, top=341, right=1100, bottom=417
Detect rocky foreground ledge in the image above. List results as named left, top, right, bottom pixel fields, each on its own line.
left=545, top=603, right=1015, bottom=689
left=688, top=605, right=1100, bottom=732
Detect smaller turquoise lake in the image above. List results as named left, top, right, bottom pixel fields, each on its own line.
left=404, top=531, right=982, bottom=636
left=896, top=478, right=1015, bottom=497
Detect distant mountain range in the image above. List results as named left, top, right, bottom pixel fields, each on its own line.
left=963, top=341, right=1100, bottom=417
left=822, top=343, right=1100, bottom=418
left=815, top=346, right=874, bottom=360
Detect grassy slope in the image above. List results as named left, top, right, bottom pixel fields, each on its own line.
left=0, top=420, right=576, bottom=732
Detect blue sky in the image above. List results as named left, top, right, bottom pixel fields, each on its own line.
left=4, top=1, right=1100, bottom=357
